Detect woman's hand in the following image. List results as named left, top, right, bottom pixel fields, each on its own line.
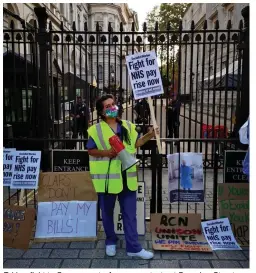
left=147, top=126, right=160, bottom=138
left=104, top=149, right=118, bottom=158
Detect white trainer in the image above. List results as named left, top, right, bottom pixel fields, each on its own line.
left=127, top=249, right=154, bottom=259
left=106, top=245, right=116, bottom=257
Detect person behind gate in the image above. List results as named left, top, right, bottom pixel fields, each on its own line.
left=87, top=94, right=158, bottom=259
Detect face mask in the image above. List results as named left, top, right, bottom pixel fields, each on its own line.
left=105, top=106, right=119, bottom=118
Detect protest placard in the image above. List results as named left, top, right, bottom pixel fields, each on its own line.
left=4, top=205, right=36, bottom=250
left=201, top=218, right=241, bottom=251
left=35, top=201, right=97, bottom=241
left=38, top=172, right=97, bottom=202
left=114, top=182, right=145, bottom=235
left=151, top=213, right=211, bottom=252
left=10, top=151, right=41, bottom=189
left=218, top=183, right=249, bottom=246
left=224, top=151, right=248, bottom=183
left=3, top=148, right=16, bottom=187
left=168, top=153, right=204, bottom=203
left=36, top=172, right=97, bottom=242
left=52, top=150, right=89, bottom=172
left=126, top=51, right=163, bottom=153
left=126, top=51, right=163, bottom=100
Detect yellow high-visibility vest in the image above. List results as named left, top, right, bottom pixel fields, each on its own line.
left=88, top=120, right=138, bottom=194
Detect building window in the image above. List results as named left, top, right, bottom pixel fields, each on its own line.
left=109, top=22, right=114, bottom=43
left=69, top=4, right=73, bottom=23
left=77, top=13, right=81, bottom=31
left=211, top=15, right=218, bottom=30
left=60, top=3, right=64, bottom=15
left=98, top=65, right=103, bottom=81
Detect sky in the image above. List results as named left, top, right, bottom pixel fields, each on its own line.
left=128, top=2, right=159, bottom=30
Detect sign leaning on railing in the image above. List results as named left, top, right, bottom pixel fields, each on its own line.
left=51, top=150, right=89, bottom=172
left=224, top=151, right=248, bottom=183
left=35, top=172, right=97, bottom=242
left=3, top=148, right=16, bottom=187
left=126, top=51, right=163, bottom=154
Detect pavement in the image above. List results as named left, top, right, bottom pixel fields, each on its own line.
left=3, top=222, right=249, bottom=269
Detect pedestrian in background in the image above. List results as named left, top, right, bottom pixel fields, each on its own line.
left=70, top=96, right=90, bottom=148
left=166, top=93, right=181, bottom=142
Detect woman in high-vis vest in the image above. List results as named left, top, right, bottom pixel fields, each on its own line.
left=87, top=94, right=158, bottom=259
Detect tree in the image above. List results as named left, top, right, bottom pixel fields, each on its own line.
left=145, top=3, right=191, bottom=90
left=146, top=3, right=191, bottom=31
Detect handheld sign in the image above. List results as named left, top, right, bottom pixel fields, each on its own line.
left=3, top=148, right=16, bottom=187
left=201, top=218, right=241, bottom=251
left=11, top=151, right=41, bottom=190
left=126, top=51, right=163, bottom=154
left=4, top=205, right=36, bottom=250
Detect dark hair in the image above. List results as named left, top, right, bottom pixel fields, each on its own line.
left=96, top=95, right=131, bottom=145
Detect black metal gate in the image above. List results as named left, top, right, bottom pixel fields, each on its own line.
left=3, top=6, right=249, bottom=219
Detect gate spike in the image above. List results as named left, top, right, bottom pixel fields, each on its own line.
left=143, top=22, right=147, bottom=32
left=84, top=21, right=88, bottom=31
left=154, top=21, right=159, bottom=31
left=60, top=21, right=64, bottom=31
left=215, top=20, right=219, bottom=30
left=203, top=20, right=208, bottom=30
left=179, top=20, right=183, bottom=31
left=120, top=22, right=123, bottom=32
left=96, top=21, right=99, bottom=32
left=49, top=21, right=52, bottom=30
left=239, top=19, right=243, bottom=30
left=190, top=20, right=195, bottom=30
left=227, top=19, right=232, bottom=29
left=72, top=21, right=76, bottom=31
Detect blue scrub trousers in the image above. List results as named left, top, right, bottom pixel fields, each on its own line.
left=98, top=172, right=142, bottom=253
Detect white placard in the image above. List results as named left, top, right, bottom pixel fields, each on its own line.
left=3, top=148, right=16, bottom=187
left=35, top=201, right=97, bottom=239
left=114, top=182, right=145, bottom=235
left=126, top=51, right=164, bottom=100
left=11, top=151, right=41, bottom=189
left=201, top=218, right=242, bottom=251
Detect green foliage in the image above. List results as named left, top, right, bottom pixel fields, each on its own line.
left=145, top=3, right=191, bottom=31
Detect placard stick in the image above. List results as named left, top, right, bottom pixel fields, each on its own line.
left=19, top=189, right=25, bottom=205
left=147, top=97, right=162, bottom=154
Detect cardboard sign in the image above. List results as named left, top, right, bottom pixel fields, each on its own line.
left=35, top=201, right=97, bottom=240
left=114, top=182, right=145, bottom=235
left=151, top=213, right=211, bottom=252
left=3, top=148, right=16, bottom=186
left=51, top=150, right=89, bottom=172
left=3, top=205, right=36, bottom=250
left=126, top=51, right=164, bottom=100
left=11, top=151, right=41, bottom=189
left=38, top=172, right=97, bottom=202
left=224, top=151, right=248, bottom=183
left=202, top=218, right=241, bottom=251
left=218, top=183, right=249, bottom=246
left=218, top=183, right=249, bottom=201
